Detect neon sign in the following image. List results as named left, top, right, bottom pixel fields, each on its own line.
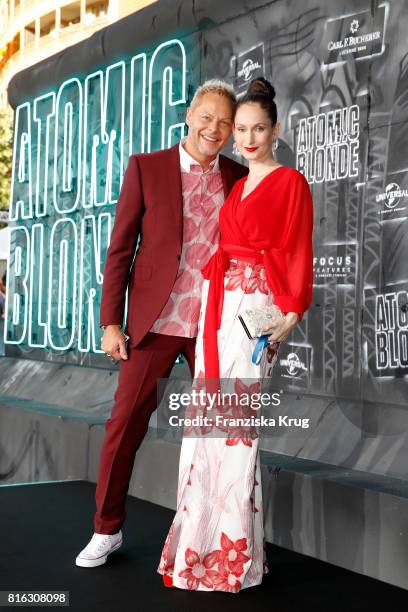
left=5, top=39, right=189, bottom=355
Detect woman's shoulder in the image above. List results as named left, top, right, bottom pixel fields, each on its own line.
left=276, top=166, right=310, bottom=193
left=278, top=166, right=307, bottom=180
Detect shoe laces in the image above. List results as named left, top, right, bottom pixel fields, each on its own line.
left=90, top=534, right=111, bottom=552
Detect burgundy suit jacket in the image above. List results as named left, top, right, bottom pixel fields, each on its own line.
left=99, top=143, right=248, bottom=348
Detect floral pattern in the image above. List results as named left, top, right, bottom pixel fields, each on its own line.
left=151, top=160, right=224, bottom=336
left=173, top=533, right=251, bottom=592
left=157, top=523, right=174, bottom=574
left=178, top=548, right=219, bottom=590
left=225, top=260, right=268, bottom=294
left=157, top=266, right=280, bottom=593
left=225, top=379, right=261, bottom=447
left=215, top=533, right=251, bottom=574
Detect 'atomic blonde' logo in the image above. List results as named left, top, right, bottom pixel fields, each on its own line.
left=375, top=291, right=408, bottom=370
left=296, top=105, right=360, bottom=184
left=5, top=38, right=188, bottom=353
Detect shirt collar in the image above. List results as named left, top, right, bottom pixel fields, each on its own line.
left=179, top=138, right=220, bottom=173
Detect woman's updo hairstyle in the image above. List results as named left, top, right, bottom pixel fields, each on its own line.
left=235, top=77, right=277, bottom=126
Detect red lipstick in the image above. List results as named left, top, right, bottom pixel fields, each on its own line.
left=244, top=147, right=258, bottom=152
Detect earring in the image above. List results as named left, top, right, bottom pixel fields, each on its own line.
left=272, top=139, right=278, bottom=153
left=232, top=142, right=240, bottom=156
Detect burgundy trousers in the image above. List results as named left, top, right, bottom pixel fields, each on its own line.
left=94, top=332, right=196, bottom=534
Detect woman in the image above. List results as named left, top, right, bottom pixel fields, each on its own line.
left=157, top=78, right=314, bottom=593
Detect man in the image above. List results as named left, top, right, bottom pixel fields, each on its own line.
left=75, top=79, right=248, bottom=568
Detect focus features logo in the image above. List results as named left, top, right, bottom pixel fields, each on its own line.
left=238, top=58, right=262, bottom=82
left=314, top=255, right=352, bottom=267
left=281, top=353, right=308, bottom=377
left=313, top=254, right=352, bottom=279
left=350, top=19, right=359, bottom=34
left=376, top=183, right=408, bottom=209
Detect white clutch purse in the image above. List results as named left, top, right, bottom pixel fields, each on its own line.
left=238, top=304, right=284, bottom=339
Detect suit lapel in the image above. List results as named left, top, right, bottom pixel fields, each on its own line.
left=166, top=144, right=183, bottom=248
left=219, top=155, right=235, bottom=198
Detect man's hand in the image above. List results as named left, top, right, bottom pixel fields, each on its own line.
left=101, top=325, right=129, bottom=361
left=261, top=312, right=299, bottom=343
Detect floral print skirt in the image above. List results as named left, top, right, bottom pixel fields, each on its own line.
left=157, top=260, right=280, bottom=593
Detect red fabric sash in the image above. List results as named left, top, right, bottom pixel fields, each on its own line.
left=201, top=244, right=264, bottom=380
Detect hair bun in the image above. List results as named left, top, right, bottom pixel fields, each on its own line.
left=247, top=77, right=276, bottom=101
left=237, top=77, right=278, bottom=125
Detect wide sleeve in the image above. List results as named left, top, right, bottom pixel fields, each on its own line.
left=264, top=173, right=314, bottom=319
left=99, top=155, right=144, bottom=327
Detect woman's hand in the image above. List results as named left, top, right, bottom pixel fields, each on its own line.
left=261, top=312, right=299, bottom=343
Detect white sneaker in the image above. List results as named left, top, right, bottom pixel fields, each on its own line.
left=75, top=531, right=123, bottom=568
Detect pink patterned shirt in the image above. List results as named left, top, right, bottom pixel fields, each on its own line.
left=150, top=141, right=224, bottom=337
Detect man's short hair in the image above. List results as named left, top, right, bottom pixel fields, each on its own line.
left=190, top=79, right=236, bottom=108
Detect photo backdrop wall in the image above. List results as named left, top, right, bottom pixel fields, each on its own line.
left=4, top=0, right=408, bottom=475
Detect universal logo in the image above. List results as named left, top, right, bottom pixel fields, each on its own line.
left=238, top=58, right=262, bottom=82
left=376, top=182, right=408, bottom=210
left=232, top=43, right=265, bottom=91
left=281, top=353, right=308, bottom=377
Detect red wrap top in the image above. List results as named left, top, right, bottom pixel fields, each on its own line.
left=201, top=166, right=314, bottom=379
